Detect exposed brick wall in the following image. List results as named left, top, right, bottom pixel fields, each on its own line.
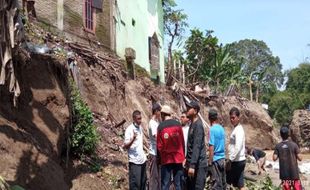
left=95, top=0, right=111, bottom=48
left=63, top=0, right=84, bottom=37
left=63, top=0, right=112, bottom=49
left=25, top=0, right=112, bottom=49
left=23, top=0, right=58, bottom=26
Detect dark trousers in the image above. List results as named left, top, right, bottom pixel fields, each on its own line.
left=186, top=166, right=207, bottom=190
left=129, top=162, right=147, bottom=190
left=226, top=160, right=246, bottom=188
left=210, top=159, right=226, bottom=190
left=148, top=155, right=161, bottom=190
left=161, top=163, right=184, bottom=190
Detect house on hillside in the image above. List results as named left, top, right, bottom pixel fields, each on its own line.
left=114, top=0, right=165, bottom=83
left=22, top=0, right=165, bottom=83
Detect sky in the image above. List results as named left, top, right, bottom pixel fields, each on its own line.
left=176, top=0, right=310, bottom=71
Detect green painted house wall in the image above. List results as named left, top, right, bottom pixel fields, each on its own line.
left=115, top=0, right=165, bottom=83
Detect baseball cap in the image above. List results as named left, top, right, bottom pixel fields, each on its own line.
left=161, top=105, right=173, bottom=115
left=186, top=101, right=200, bottom=112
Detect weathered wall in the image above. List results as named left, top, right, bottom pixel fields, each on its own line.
left=147, top=0, right=165, bottom=83
left=25, top=0, right=112, bottom=49
left=35, top=0, right=58, bottom=26
left=95, top=0, right=112, bottom=48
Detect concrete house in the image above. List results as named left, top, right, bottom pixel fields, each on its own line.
left=24, top=0, right=165, bottom=82
left=114, top=0, right=165, bottom=83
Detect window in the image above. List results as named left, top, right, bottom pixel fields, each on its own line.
left=84, top=0, right=94, bottom=31
left=149, top=33, right=160, bottom=71
left=132, top=19, right=136, bottom=26
left=92, top=0, right=103, bottom=10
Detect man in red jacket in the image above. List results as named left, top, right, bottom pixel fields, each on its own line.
left=157, top=105, right=185, bottom=190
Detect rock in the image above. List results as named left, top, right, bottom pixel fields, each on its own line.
left=209, top=96, right=278, bottom=149
left=299, top=163, right=310, bottom=175
left=290, top=110, right=310, bottom=147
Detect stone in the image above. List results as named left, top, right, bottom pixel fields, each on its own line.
left=290, top=110, right=310, bottom=147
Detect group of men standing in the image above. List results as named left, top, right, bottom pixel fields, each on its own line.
left=147, top=101, right=211, bottom=190
left=123, top=99, right=305, bottom=190
left=123, top=101, right=247, bottom=190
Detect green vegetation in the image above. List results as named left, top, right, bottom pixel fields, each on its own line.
left=69, top=79, right=99, bottom=157
left=269, top=63, right=310, bottom=125
left=227, top=39, right=284, bottom=102
left=0, top=176, right=24, bottom=190
left=162, top=2, right=309, bottom=125
left=185, top=29, right=244, bottom=93
left=163, top=0, right=188, bottom=85
left=246, top=176, right=281, bottom=190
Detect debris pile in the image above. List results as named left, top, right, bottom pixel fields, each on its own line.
left=290, top=110, right=310, bottom=148
left=171, top=82, right=278, bottom=149
left=0, top=0, right=26, bottom=105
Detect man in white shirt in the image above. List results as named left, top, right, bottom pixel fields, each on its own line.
left=180, top=111, right=190, bottom=155
left=226, top=107, right=246, bottom=190
left=148, top=103, right=161, bottom=190
left=123, top=110, right=147, bottom=190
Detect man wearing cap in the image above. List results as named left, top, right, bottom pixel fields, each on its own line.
left=123, top=110, right=147, bottom=190
left=157, top=105, right=185, bottom=190
left=208, top=109, right=226, bottom=190
left=148, top=103, right=161, bottom=190
left=273, top=126, right=302, bottom=190
left=185, top=101, right=208, bottom=190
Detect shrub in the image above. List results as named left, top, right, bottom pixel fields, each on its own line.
left=246, top=176, right=281, bottom=190
left=69, top=79, right=99, bottom=157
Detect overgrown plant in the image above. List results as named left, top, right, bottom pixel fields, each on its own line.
left=246, top=176, right=281, bottom=190
left=0, top=176, right=24, bottom=190
left=69, top=79, right=99, bottom=157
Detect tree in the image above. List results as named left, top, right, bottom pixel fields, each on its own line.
left=185, top=29, right=218, bottom=83
left=184, top=29, right=243, bottom=93
left=227, top=39, right=284, bottom=102
left=286, top=63, right=310, bottom=93
left=172, top=50, right=187, bottom=84
left=269, top=91, right=294, bottom=125
left=163, top=0, right=188, bottom=85
left=269, top=63, right=310, bottom=125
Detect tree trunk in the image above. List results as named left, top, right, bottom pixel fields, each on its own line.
left=249, top=80, right=253, bottom=101
left=216, top=78, right=220, bottom=94
left=166, top=38, right=174, bottom=86
left=182, top=63, right=185, bottom=85
left=173, top=59, right=176, bottom=80
left=255, top=83, right=260, bottom=102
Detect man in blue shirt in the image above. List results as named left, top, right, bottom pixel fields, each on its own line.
left=208, top=109, right=226, bottom=190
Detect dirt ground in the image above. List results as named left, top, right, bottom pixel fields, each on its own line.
left=0, top=54, right=70, bottom=189
left=245, top=150, right=310, bottom=189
